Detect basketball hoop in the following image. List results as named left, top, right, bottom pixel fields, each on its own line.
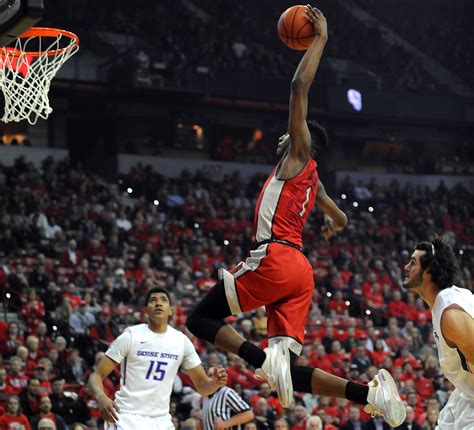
left=0, top=27, right=79, bottom=125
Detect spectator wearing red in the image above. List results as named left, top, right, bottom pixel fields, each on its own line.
left=412, top=297, right=432, bottom=328
left=61, top=239, right=82, bottom=267
left=405, top=392, right=424, bottom=423
left=387, top=290, right=409, bottom=321
left=309, top=344, right=333, bottom=373
left=6, top=357, right=28, bottom=395
left=329, top=290, right=349, bottom=318
left=62, top=283, right=81, bottom=310
left=83, top=237, right=107, bottom=268
left=328, top=340, right=346, bottom=367
left=291, top=404, right=308, bottom=430
left=370, top=339, right=389, bottom=367
left=385, top=324, right=405, bottom=351
left=34, top=322, right=54, bottom=355
left=401, top=361, right=416, bottom=383
left=196, top=268, right=215, bottom=293
left=393, top=346, right=418, bottom=369
left=0, top=395, right=31, bottom=430
left=250, top=382, right=284, bottom=417
left=0, top=323, right=24, bottom=360
left=413, top=363, right=434, bottom=400
left=34, top=359, right=53, bottom=396
left=363, top=281, right=385, bottom=311
left=21, top=289, right=46, bottom=334
left=312, top=397, right=339, bottom=423
left=226, top=356, right=261, bottom=390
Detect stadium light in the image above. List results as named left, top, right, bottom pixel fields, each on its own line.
left=52, top=325, right=58, bottom=331
left=368, top=206, right=374, bottom=213
left=194, top=223, right=200, bottom=229
left=326, top=292, right=332, bottom=298
left=153, top=200, right=159, bottom=206
left=341, top=194, right=347, bottom=200
left=459, top=249, right=464, bottom=255
left=5, top=292, right=10, bottom=299
left=353, top=201, right=359, bottom=208
left=345, top=300, right=351, bottom=306
left=365, top=309, right=372, bottom=316
left=127, top=187, right=133, bottom=194
left=347, top=89, right=363, bottom=112
left=223, top=240, right=229, bottom=246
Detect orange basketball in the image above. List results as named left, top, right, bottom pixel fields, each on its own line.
left=277, top=5, right=315, bottom=50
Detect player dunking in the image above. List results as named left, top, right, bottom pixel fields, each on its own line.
left=187, top=5, right=405, bottom=427
left=403, top=237, right=474, bottom=429
left=88, top=287, right=227, bottom=430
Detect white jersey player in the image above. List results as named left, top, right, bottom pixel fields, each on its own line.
left=404, top=237, right=474, bottom=429
left=89, top=287, right=227, bottom=430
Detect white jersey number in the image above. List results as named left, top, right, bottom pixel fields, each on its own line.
left=299, top=186, right=311, bottom=217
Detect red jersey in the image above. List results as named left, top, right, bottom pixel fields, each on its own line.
left=254, top=159, right=318, bottom=248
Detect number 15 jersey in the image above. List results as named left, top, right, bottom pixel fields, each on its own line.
left=106, top=323, right=201, bottom=417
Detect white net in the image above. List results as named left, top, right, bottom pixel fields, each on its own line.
left=0, top=29, right=79, bottom=125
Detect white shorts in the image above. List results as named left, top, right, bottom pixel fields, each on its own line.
left=436, top=389, right=474, bottom=430
left=104, top=412, right=175, bottom=430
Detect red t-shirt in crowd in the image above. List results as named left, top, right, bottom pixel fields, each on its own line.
left=6, top=374, right=28, bottom=395
left=0, top=413, right=32, bottom=430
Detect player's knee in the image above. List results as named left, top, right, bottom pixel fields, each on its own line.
left=291, top=365, right=314, bottom=393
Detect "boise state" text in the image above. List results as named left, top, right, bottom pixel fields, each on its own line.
left=137, top=351, right=179, bottom=360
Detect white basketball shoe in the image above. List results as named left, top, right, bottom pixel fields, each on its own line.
left=255, top=341, right=293, bottom=407
left=364, top=369, right=406, bottom=427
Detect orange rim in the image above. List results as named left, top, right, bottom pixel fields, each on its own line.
left=0, top=27, right=79, bottom=58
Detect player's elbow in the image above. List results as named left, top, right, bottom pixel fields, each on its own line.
left=291, top=78, right=309, bottom=93
left=334, top=211, right=348, bottom=230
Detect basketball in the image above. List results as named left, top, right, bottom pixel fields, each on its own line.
left=278, top=5, right=316, bottom=50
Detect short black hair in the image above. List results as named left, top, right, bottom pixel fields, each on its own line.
left=415, top=235, right=459, bottom=290
left=307, top=120, right=329, bottom=159
left=145, top=287, right=172, bottom=305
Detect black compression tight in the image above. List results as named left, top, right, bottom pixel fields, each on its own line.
left=186, top=280, right=232, bottom=343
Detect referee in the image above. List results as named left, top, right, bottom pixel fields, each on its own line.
left=202, top=386, right=255, bottom=430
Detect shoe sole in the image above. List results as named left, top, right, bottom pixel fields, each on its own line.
left=275, top=342, right=293, bottom=408
left=378, top=369, right=406, bottom=426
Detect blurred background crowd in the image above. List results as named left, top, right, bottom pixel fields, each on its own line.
left=0, top=0, right=472, bottom=429
left=0, top=156, right=472, bottom=429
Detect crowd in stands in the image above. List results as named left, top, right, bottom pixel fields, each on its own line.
left=44, top=0, right=440, bottom=93
left=356, top=0, right=474, bottom=87
left=0, top=156, right=472, bottom=429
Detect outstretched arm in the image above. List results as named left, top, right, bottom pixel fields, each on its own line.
left=288, top=5, right=328, bottom=161
left=316, top=180, right=347, bottom=240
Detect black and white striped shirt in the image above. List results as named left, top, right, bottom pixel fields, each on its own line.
left=202, top=386, right=251, bottom=430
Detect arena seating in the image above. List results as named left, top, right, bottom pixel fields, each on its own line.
left=0, top=155, right=472, bottom=428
